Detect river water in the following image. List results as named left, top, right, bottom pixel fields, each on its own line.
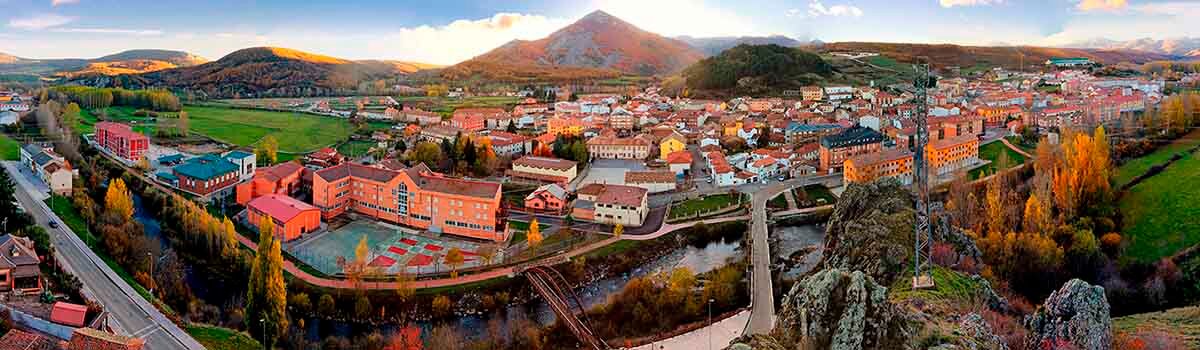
left=129, top=191, right=747, bottom=343
left=771, top=224, right=825, bottom=280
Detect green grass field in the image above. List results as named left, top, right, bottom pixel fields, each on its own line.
left=1115, top=129, right=1200, bottom=188
left=0, top=134, right=19, bottom=161
left=76, top=105, right=357, bottom=153
left=795, top=184, right=836, bottom=208
left=184, top=105, right=354, bottom=153
left=669, top=194, right=741, bottom=219
left=336, top=140, right=377, bottom=158
left=394, top=96, right=522, bottom=115
left=970, top=141, right=1027, bottom=179
left=185, top=325, right=261, bottom=350
left=1120, top=151, right=1200, bottom=263
left=889, top=267, right=982, bottom=303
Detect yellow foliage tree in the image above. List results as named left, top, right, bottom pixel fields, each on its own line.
left=445, top=247, right=465, bottom=278
left=985, top=177, right=1006, bottom=235
left=258, top=135, right=279, bottom=165
left=104, top=178, right=134, bottom=222
left=526, top=218, right=543, bottom=246
left=613, top=224, right=624, bottom=238
left=246, top=215, right=288, bottom=348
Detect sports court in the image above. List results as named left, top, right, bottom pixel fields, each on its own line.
left=286, top=220, right=491, bottom=276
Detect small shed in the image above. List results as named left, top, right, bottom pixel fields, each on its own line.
left=51, top=301, right=87, bottom=327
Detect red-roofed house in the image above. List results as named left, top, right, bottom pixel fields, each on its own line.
left=666, top=150, right=692, bottom=176
left=451, top=108, right=505, bottom=132
left=246, top=194, right=321, bottom=241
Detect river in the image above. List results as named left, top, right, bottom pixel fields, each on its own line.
left=771, top=224, right=825, bottom=280
left=129, top=191, right=748, bottom=344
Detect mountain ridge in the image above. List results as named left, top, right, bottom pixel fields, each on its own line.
left=443, top=10, right=705, bottom=81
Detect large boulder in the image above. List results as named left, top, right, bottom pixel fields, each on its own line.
left=773, top=268, right=911, bottom=350
left=956, top=312, right=1008, bottom=350
left=1024, top=279, right=1112, bottom=350
left=821, top=180, right=915, bottom=285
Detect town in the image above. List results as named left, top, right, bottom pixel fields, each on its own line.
left=1, top=3, right=1200, bottom=350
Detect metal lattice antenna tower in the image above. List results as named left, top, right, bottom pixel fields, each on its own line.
left=911, top=60, right=935, bottom=289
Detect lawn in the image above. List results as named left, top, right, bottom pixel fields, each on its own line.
left=184, top=105, right=354, bottom=153
left=185, top=324, right=261, bottom=350
left=336, top=140, right=377, bottom=158
left=669, top=193, right=742, bottom=219
left=0, top=134, right=19, bottom=161
left=970, top=141, right=1027, bottom=179
left=768, top=193, right=788, bottom=209
left=795, top=184, right=836, bottom=208
left=1115, top=129, right=1200, bottom=188
left=1119, top=152, right=1200, bottom=263
left=507, top=219, right=552, bottom=246
left=394, top=96, right=522, bottom=115
left=889, top=267, right=982, bottom=304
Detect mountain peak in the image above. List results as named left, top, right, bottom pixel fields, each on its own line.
left=219, top=47, right=349, bottom=65
left=580, top=10, right=617, bottom=22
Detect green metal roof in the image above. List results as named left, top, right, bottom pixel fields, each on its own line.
left=224, top=150, right=254, bottom=160
left=173, top=154, right=239, bottom=181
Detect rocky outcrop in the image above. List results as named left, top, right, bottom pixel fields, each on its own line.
left=971, top=275, right=1011, bottom=313
left=1024, top=279, right=1112, bottom=350
left=956, top=313, right=1008, bottom=350
left=772, top=268, right=911, bottom=350
left=821, top=180, right=915, bottom=285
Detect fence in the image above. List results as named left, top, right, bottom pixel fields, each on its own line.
left=0, top=303, right=78, bottom=340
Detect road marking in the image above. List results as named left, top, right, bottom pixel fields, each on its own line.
left=132, top=324, right=158, bottom=337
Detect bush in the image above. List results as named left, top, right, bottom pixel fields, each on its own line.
left=432, top=295, right=452, bottom=319
left=317, top=294, right=336, bottom=317
left=289, top=293, right=311, bottom=316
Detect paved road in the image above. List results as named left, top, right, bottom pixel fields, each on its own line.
left=3, top=162, right=204, bottom=350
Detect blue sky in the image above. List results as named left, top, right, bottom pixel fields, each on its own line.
left=1, top=0, right=1197, bottom=64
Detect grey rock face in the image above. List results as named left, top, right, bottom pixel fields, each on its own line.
left=774, top=268, right=911, bottom=350
left=821, top=179, right=915, bottom=286
left=1024, top=279, right=1112, bottom=350
left=957, top=313, right=1008, bottom=350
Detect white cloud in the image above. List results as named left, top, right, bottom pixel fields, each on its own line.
left=51, top=0, right=78, bottom=6
left=806, top=0, right=864, bottom=17
left=362, top=13, right=568, bottom=65
left=1076, top=0, right=1127, bottom=12
left=50, top=28, right=162, bottom=36
left=938, top=0, right=1002, bottom=8
left=8, top=13, right=74, bottom=30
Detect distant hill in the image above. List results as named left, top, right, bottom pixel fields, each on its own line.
left=0, top=49, right=206, bottom=76
left=72, top=47, right=429, bottom=98
left=444, top=10, right=705, bottom=81
left=817, top=42, right=1179, bottom=70
left=676, top=35, right=805, bottom=56
left=1067, top=37, right=1200, bottom=58
left=677, top=44, right=835, bottom=96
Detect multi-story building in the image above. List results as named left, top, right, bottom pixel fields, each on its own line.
left=173, top=154, right=241, bottom=196
left=224, top=150, right=257, bottom=181
left=524, top=183, right=567, bottom=212
left=419, top=125, right=464, bottom=143
left=304, top=147, right=344, bottom=169
left=573, top=184, right=648, bottom=227
left=623, top=170, right=676, bottom=193
left=843, top=148, right=914, bottom=185
left=450, top=108, right=504, bottom=132
left=19, top=144, right=72, bottom=195
left=659, top=132, right=686, bottom=160
left=487, top=131, right=531, bottom=158
left=586, top=134, right=652, bottom=160
left=94, top=122, right=149, bottom=162
left=312, top=163, right=506, bottom=241
left=927, top=135, right=979, bottom=176
left=547, top=116, right=586, bottom=136
left=818, top=126, right=886, bottom=172
left=609, top=110, right=636, bottom=130
left=235, top=161, right=306, bottom=205
left=801, top=86, right=824, bottom=101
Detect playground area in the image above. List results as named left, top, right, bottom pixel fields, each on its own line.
left=285, top=220, right=496, bottom=276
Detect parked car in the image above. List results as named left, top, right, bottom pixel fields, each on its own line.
left=48, top=221, right=59, bottom=229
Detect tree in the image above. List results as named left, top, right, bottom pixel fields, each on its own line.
left=427, top=324, right=463, bottom=350
left=289, top=292, right=311, bottom=316
left=506, top=121, right=518, bottom=133
left=985, top=176, right=1006, bottom=235
left=431, top=295, right=452, bottom=318
left=178, top=110, right=190, bottom=135
left=317, top=293, right=336, bottom=316
left=613, top=224, right=624, bottom=238
left=411, top=141, right=443, bottom=168
left=245, top=215, right=288, bottom=348
left=354, top=295, right=372, bottom=320
left=346, top=235, right=370, bottom=291
left=1023, top=193, right=1049, bottom=234
left=136, top=156, right=151, bottom=171
left=444, top=247, right=465, bottom=278
left=393, top=273, right=414, bottom=303
left=526, top=218, right=543, bottom=246
left=476, top=245, right=497, bottom=266
left=104, top=178, right=134, bottom=222
left=258, top=135, right=279, bottom=165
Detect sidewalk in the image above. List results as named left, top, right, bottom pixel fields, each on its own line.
left=632, top=310, right=750, bottom=350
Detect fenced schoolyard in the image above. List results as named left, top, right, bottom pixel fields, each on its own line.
left=286, top=220, right=494, bottom=276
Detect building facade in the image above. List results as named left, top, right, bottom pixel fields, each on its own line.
left=173, top=154, right=241, bottom=195
left=818, top=126, right=886, bottom=172
left=311, top=163, right=506, bottom=241
left=510, top=156, right=578, bottom=184
left=586, top=134, right=652, bottom=160
left=246, top=194, right=322, bottom=241
left=95, top=122, right=149, bottom=161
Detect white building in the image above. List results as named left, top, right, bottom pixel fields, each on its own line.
left=20, top=144, right=73, bottom=195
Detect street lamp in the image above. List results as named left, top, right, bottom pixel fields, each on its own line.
left=146, top=252, right=154, bottom=295
left=708, top=298, right=715, bottom=350
left=260, top=317, right=268, bottom=350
